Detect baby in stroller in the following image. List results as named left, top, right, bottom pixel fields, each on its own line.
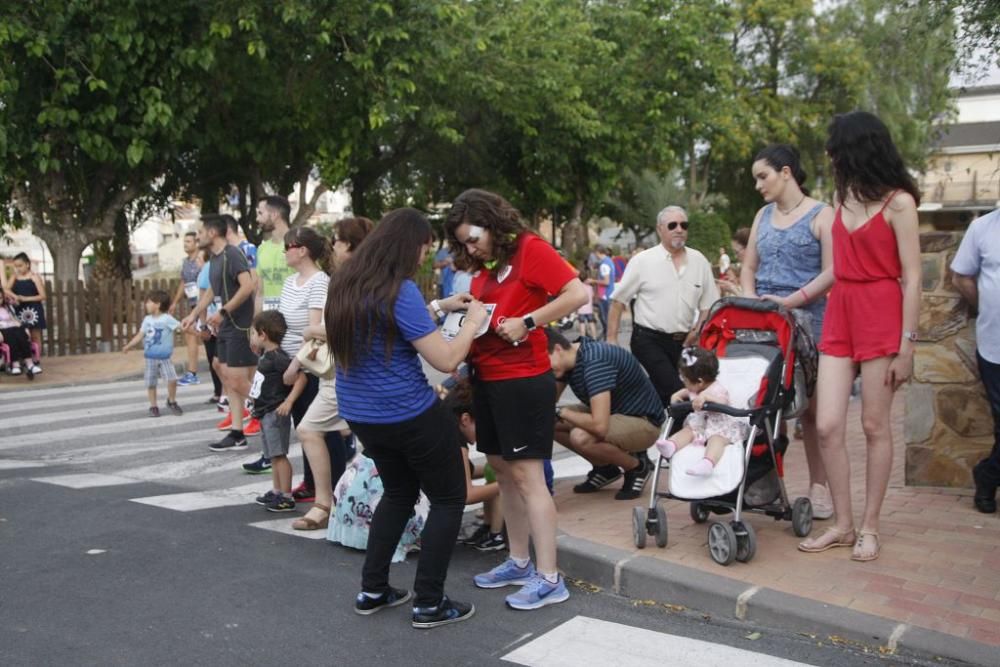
left=655, top=346, right=748, bottom=476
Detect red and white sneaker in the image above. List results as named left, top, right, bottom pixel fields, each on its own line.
left=244, top=417, right=262, bottom=436
left=216, top=409, right=249, bottom=431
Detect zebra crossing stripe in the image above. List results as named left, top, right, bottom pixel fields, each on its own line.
left=0, top=383, right=203, bottom=416
left=130, top=481, right=272, bottom=512
left=0, top=410, right=221, bottom=450
left=248, top=518, right=329, bottom=540
left=0, top=459, right=48, bottom=470
left=501, top=616, right=812, bottom=667
left=32, top=473, right=139, bottom=489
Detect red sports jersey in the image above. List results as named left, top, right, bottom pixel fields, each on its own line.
left=470, top=233, right=577, bottom=381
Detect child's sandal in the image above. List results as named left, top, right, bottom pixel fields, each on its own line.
left=850, top=530, right=880, bottom=562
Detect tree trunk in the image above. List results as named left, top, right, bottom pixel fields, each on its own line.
left=350, top=177, right=371, bottom=219
left=34, top=227, right=91, bottom=284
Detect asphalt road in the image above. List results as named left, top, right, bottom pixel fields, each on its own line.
left=0, top=377, right=961, bottom=666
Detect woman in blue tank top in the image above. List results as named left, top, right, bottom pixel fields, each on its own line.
left=740, top=144, right=836, bottom=522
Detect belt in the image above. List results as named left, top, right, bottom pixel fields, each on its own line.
left=633, top=324, right=687, bottom=341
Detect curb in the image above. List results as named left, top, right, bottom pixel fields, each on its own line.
left=556, top=533, right=995, bottom=666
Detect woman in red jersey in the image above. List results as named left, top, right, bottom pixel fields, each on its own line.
left=445, top=189, right=589, bottom=610
left=792, top=112, right=921, bottom=562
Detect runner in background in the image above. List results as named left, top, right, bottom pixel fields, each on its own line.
left=170, top=231, right=203, bottom=386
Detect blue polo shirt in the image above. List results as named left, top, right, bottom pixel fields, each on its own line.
left=335, top=280, right=438, bottom=423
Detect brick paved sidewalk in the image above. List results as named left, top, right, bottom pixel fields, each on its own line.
left=555, top=389, right=1000, bottom=647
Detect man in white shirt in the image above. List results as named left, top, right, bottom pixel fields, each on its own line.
left=952, top=208, right=1000, bottom=513
left=606, top=205, right=719, bottom=406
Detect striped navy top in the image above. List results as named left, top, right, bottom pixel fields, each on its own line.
left=567, top=338, right=665, bottom=426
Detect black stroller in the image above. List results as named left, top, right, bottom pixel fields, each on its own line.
left=632, top=297, right=818, bottom=565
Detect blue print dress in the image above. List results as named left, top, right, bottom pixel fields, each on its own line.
left=326, top=453, right=429, bottom=562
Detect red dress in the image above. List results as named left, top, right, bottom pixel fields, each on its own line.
left=819, top=195, right=903, bottom=362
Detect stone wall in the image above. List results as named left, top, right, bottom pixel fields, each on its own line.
left=905, top=231, right=992, bottom=487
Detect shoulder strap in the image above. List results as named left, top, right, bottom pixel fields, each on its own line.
left=878, top=189, right=900, bottom=213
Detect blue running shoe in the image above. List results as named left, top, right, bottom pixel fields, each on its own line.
left=177, top=371, right=200, bottom=386
left=505, top=574, right=570, bottom=610
left=473, top=559, right=536, bottom=589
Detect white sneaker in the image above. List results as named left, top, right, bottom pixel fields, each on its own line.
left=29, top=364, right=42, bottom=375
left=810, top=483, right=834, bottom=520
left=10, top=363, right=22, bottom=375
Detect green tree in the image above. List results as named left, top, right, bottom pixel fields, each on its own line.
left=0, top=0, right=218, bottom=281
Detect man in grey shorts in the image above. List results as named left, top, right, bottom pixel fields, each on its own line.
left=182, top=214, right=257, bottom=450
left=546, top=329, right=665, bottom=500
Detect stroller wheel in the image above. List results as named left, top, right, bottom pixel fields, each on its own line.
left=690, top=502, right=709, bottom=524
left=654, top=504, right=668, bottom=548
left=708, top=522, right=738, bottom=566
left=632, top=506, right=647, bottom=549
left=733, top=521, right=757, bottom=562
left=792, top=497, right=813, bottom=537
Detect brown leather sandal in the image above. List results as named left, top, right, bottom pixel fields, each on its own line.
left=292, top=503, right=331, bottom=531
left=797, top=526, right=856, bottom=553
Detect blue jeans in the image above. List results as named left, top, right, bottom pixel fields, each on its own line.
left=975, top=352, right=1000, bottom=487
left=597, top=299, right=611, bottom=340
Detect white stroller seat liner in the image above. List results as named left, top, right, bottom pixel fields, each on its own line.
left=667, top=355, right=771, bottom=501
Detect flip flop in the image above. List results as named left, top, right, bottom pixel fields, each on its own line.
left=798, top=527, right=856, bottom=553
left=850, top=530, right=880, bottom=562
left=292, top=503, right=331, bottom=531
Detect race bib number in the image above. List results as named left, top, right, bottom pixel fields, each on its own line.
left=249, top=371, right=265, bottom=399
left=183, top=282, right=198, bottom=299
left=440, top=304, right=496, bottom=341
left=263, top=297, right=280, bottom=312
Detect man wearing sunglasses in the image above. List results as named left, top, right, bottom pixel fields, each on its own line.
left=605, top=205, right=719, bottom=407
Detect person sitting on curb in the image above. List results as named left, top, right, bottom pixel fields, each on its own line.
left=546, top=329, right=663, bottom=500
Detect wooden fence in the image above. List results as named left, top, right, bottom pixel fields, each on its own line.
left=38, top=271, right=438, bottom=357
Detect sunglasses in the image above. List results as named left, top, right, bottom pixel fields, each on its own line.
left=666, top=221, right=689, bottom=231
left=284, top=243, right=303, bottom=251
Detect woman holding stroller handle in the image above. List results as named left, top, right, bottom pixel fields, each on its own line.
left=740, top=144, right=835, bottom=519
left=445, top=188, right=589, bottom=611
left=327, top=208, right=487, bottom=628
left=794, top=111, right=921, bottom=562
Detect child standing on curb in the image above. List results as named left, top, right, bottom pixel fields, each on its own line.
left=123, top=290, right=183, bottom=417
left=249, top=310, right=307, bottom=513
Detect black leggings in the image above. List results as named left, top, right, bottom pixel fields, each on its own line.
left=202, top=336, right=223, bottom=397
left=349, top=400, right=466, bottom=607
left=2, top=325, right=32, bottom=362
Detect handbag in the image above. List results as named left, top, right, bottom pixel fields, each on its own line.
left=296, top=338, right=334, bottom=380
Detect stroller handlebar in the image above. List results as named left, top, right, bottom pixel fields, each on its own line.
left=667, top=400, right=773, bottom=420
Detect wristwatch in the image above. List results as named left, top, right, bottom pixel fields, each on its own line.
left=523, top=314, right=537, bottom=331
left=218, top=307, right=228, bottom=318
left=555, top=405, right=563, bottom=419
left=430, top=299, right=445, bottom=319
left=902, top=330, right=917, bottom=342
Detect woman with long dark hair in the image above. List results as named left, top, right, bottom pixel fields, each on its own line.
left=795, top=111, right=921, bottom=562
left=444, top=189, right=589, bottom=611
left=327, top=208, right=486, bottom=628
left=741, top=144, right=835, bottom=520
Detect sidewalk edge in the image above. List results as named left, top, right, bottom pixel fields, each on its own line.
left=557, top=533, right=993, bottom=666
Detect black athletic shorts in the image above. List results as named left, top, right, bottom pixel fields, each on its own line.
left=216, top=325, right=258, bottom=368
left=473, top=371, right=556, bottom=461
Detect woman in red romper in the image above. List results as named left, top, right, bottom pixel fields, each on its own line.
left=796, top=111, right=921, bottom=561
left=445, top=189, right=589, bottom=610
